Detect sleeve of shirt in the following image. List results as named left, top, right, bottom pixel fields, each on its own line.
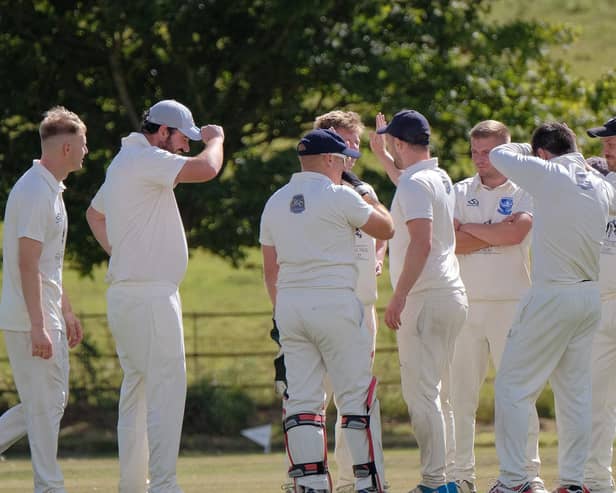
left=90, top=185, right=105, bottom=213
left=489, top=143, right=553, bottom=197
left=259, top=200, right=274, bottom=246
left=339, top=186, right=374, bottom=228
left=398, top=177, right=433, bottom=222
left=16, top=191, right=49, bottom=242
left=453, top=182, right=465, bottom=221
left=142, top=147, right=188, bottom=188
left=515, top=190, right=534, bottom=216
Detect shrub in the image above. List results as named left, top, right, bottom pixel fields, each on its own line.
left=183, top=379, right=256, bottom=435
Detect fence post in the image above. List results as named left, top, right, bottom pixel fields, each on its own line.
left=192, top=312, right=199, bottom=380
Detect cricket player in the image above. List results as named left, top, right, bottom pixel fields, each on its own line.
left=0, top=106, right=87, bottom=492
left=376, top=109, right=468, bottom=493
left=584, top=116, right=616, bottom=493
left=86, top=99, right=224, bottom=493
left=451, top=120, right=544, bottom=493
left=487, top=122, right=616, bottom=493
left=313, top=111, right=387, bottom=493
left=260, top=128, right=393, bottom=493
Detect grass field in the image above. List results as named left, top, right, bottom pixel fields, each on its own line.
left=488, top=0, right=615, bottom=81
left=0, top=442, right=587, bottom=493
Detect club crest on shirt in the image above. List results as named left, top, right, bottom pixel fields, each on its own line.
left=467, top=198, right=479, bottom=207
left=290, top=194, right=305, bottom=214
left=442, top=179, right=451, bottom=194
left=575, top=171, right=593, bottom=190
left=497, top=197, right=513, bottom=215
left=355, top=228, right=363, bottom=239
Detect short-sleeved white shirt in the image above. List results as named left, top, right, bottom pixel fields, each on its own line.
left=259, top=171, right=373, bottom=291
left=0, top=161, right=67, bottom=332
left=389, top=158, right=464, bottom=295
left=490, top=144, right=616, bottom=287
left=596, top=173, right=616, bottom=295
left=90, top=132, right=188, bottom=286
left=454, top=174, right=533, bottom=301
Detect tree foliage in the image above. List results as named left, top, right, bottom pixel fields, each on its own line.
left=1, top=0, right=614, bottom=273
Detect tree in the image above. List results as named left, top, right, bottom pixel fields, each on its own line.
left=0, top=0, right=611, bottom=273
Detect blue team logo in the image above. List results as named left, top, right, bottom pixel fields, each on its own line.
left=355, top=228, right=363, bottom=239
left=442, top=178, right=451, bottom=194
left=290, top=194, right=305, bottom=214
left=497, top=197, right=513, bottom=215
left=467, top=198, right=479, bottom=207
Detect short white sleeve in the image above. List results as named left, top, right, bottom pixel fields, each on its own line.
left=398, top=178, right=433, bottom=221
left=453, top=182, right=466, bottom=221
left=259, top=199, right=274, bottom=246
left=515, top=190, right=534, bottom=216
left=337, top=186, right=374, bottom=229
left=90, top=185, right=105, bottom=213
left=141, top=147, right=187, bottom=188
left=16, top=190, right=48, bottom=242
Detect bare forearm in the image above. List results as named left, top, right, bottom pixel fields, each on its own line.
left=375, top=152, right=401, bottom=186
left=455, top=230, right=490, bottom=254
left=461, top=221, right=528, bottom=246
left=86, top=207, right=111, bottom=255
left=19, top=264, right=44, bottom=330
left=394, top=242, right=429, bottom=299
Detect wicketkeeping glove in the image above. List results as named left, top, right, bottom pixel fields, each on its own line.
left=342, top=170, right=379, bottom=202
left=270, top=318, right=287, bottom=397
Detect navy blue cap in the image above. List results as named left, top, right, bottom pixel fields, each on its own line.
left=587, top=116, right=616, bottom=138
left=376, top=109, right=430, bottom=145
left=297, top=128, right=361, bottom=158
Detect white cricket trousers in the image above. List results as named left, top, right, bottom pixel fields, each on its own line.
left=277, top=288, right=377, bottom=491
left=496, top=283, right=601, bottom=487
left=0, top=329, right=69, bottom=493
left=397, top=289, right=468, bottom=489
left=451, top=300, right=541, bottom=483
left=325, top=303, right=377, bottom=490
left=107, top=282, right=186, bottom=493
left=585, top=294, right=616, bottom=493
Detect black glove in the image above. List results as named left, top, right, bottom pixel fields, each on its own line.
left=587, top=156, right=610, bottom=176
left=342, top=170, right=379, bottom=202
left=342, top=170, right=364, bottom=188
left=270, top=318, right=287, bottom=396
left=270, top=318, right=281, bottom=347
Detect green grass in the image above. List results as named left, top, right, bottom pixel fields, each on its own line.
left=0, top=442, right=590, bottom=493
left=488, top=0, right=615, bottom=81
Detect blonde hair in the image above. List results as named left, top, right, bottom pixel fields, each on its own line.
left=39, top=106, right=86, bottom=141
left=314, top=110, right=365, bottom=134
left=469, top=120, right=510, bottom=143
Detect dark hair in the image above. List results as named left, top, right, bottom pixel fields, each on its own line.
left=531, top=122, right=577, bottom=157
left=140, top=109, right=176, bottom=135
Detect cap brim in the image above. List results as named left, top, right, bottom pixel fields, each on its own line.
left=179, top=126, right=202, bottom=141
left=376, top=126, right=389, bottom=135
left=342, top=148, right=361, bottom=159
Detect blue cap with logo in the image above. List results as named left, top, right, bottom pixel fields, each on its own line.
left=587, top=116, right=616, bottom=138
left=376, top=109, right=430, bottom=145
left=297, top=128, right=361, bottom=158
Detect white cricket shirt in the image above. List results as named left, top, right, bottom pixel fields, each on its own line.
left=597, top=173, right=616, bottom=295
left=259, top=171, right=373, bottom=291
left=490, top=143, right=616, bottom=287
left=0, top=161, right=67, bottom=332
left=389, top=158, right=464, bottom=295
left=90, top=132, right=188, bottom=286
left=454, top=174, right=533, bottom=301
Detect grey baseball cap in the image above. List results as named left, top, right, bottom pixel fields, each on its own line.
left=146, top=99, right=202, bottom=141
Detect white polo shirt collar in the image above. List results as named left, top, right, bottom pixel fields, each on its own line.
left=33, top=160, right=65, bottom=193
left=290, top=170, right=334, bottom=185
left=401, top=157, right=439, bottom=178
left=121, top=131, right=151, bottom=149
left=470, top=173, right=512, bottom=192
